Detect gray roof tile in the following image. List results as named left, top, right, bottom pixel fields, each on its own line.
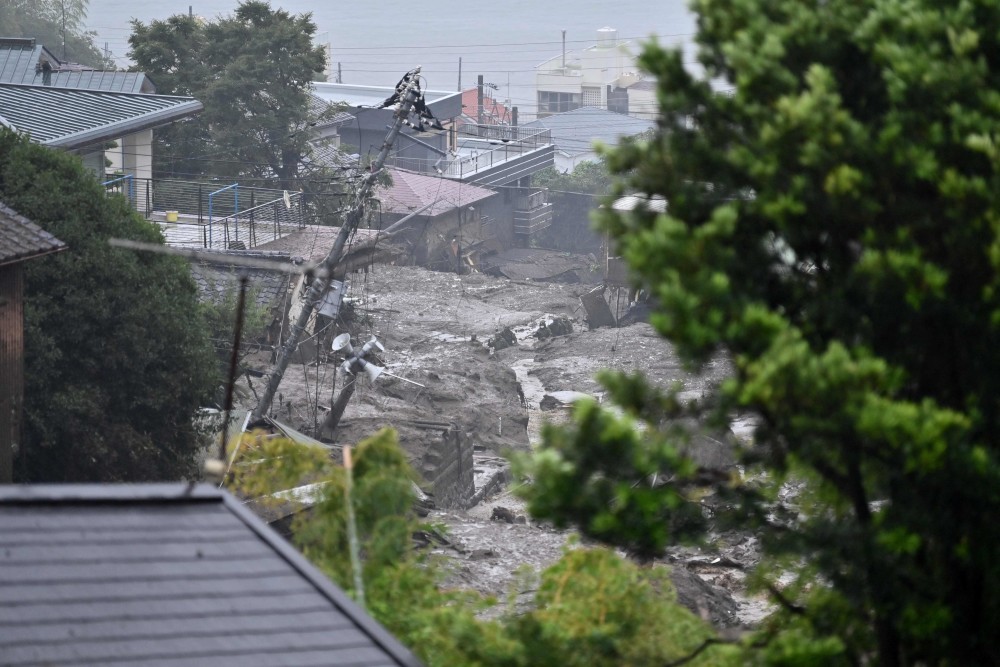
left=0, top=484, right=423, bottom=667
left=0, top=201, right=66, bottom=266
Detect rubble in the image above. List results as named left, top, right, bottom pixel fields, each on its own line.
left=235, top=255, right=763, bottom=629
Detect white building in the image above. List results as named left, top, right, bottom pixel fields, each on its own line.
left=535, top=27, right=650, bottom=118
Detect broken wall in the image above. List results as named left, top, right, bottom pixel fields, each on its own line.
left=418, top=424, right=474, bottom=509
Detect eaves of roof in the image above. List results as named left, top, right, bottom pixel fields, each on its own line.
left=0, top=83, right=203, bottom=150
left=0, top=201, right=67, bottom=266
left=0, top=483, right=424, bottom=667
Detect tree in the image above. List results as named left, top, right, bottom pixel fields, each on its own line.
left=231, top=428, right=736, bottom=667
left=0, top=0, right=109, bottom=67
left=533, top=158, right=614, bottom=195
left=0, top=130, right=218, bottom=482
left=516, top=0, right=1000, bottom=664
left=128, top=2, right=331, bottom=189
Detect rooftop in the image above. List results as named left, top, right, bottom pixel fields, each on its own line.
left=378, top=168, right=497, bottom=216
left=0, top=202, right=67, bottom=267
left=0, top=37, right=154, bottom=93
left=0, top=483, right=423, bottom=666
left=460, top=88, right=510, bottom=125
left=312, top=82, right=461, bottom=110
left=0, top=83, right=203, bottom=149
left=524, top=106, right=654, bottom=157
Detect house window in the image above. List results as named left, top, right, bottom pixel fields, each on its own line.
left=537, top=91, right=581, bottom=114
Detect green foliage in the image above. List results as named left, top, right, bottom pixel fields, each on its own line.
left=200, top=281, right=272, bottom=362
left=0, top=0, right=110, bottom=67
left=512, top=396, right=711, bottom=562
left=518, top=0, right=1000, bottom=663
left=128, top=2, right=330, bottom=188
left=1, top=130, right=217, bottom=481
left=533, top=158, right=615, bottom=195
left=507, top=547, right=737, bottom=667
left=230, top=428, right=736, bottom=667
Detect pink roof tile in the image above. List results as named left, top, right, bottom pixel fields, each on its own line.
left=377, top=169, right=497, bottom=217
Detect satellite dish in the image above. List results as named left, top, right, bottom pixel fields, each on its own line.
left=283, top=190, right=292, bottom=210
left=331, top=333, right=351, bottom=351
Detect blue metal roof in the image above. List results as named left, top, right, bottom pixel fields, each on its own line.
left=0, top=38, right=153, bottom=93
left=0, top=83, right=203, bottom=149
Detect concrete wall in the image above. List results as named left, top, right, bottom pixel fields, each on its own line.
left=419, top=425, right=474, bottom=509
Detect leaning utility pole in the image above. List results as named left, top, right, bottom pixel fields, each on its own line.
left=251, top=68, right=423, bottom=422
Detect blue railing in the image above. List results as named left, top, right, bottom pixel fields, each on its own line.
left=102, top=174, right=135, bottom=206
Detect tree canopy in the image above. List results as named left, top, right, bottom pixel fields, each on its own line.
left=0, top=130, right=218, bottom=482
left=231, top=429, right=736, bottom=667
left=533, top=158, right=615, bottom=195
left=0, top=0, right=109, bottom=67
left=517, top=0, right=1000, bottom=664
left=128, top=1, right=331, bottom=188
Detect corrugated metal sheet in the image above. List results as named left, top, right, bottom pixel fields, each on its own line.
left=0, top=264, right=23, bottom=482
left=0, top=484, right=424, bottom=666
left=0, top=202, right=67, bottom=267
left=0, top=40, right=152, bottom=93
left=0, top=83, right=203, bottom=149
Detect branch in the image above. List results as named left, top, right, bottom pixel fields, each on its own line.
left=765, top=581, right=807, bottom=616
left=663, top=638, right=732, bottom=667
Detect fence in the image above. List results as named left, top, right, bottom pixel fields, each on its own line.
left=102, top=174, right=135, bottom=207
left=207, top=192, right=305, bottom=250
left=104, top=177, right=307, bottom=249
left=385, top=125, right=553, bottom=180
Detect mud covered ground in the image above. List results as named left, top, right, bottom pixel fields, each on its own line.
left=237, top=257, right=771, bottom=628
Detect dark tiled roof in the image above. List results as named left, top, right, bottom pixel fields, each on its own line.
left=0, top=39, right=153, bottom=93
left=0, top=201, right=66, bottom=266
left=378, top=168, right=497, bottom=217
left=0, top=484, right=423, bottom=667
left=189, top=250, right=293, bottom=310
left=0, top=83, right=203, bottom=149
left=524, top=106, right=655, bottom=157
left=307, top=93, right=354, bottom=130
left=256, top=225, right=381, bottom=263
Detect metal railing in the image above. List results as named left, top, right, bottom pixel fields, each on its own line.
left=207, top=183, right=239, bottom=249
left=385, top=126, right=553, bottom=180
left=102, top=174, right=135, bottom=207
left=209, top=192, right=304, bottom=250
left=103, top=176, right=308, bottom=249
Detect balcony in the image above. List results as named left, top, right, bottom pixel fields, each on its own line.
left=512, top=188, right=553, bottom=235
left=386, top=123, right=554, bottom=187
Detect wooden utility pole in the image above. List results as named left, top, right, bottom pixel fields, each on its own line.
left=251, top=68, right=423, bottom=422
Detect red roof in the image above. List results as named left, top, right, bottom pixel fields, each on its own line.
left=377, top=169, right=497, bottom=217
left=460, top=88, right=510, bottom=126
